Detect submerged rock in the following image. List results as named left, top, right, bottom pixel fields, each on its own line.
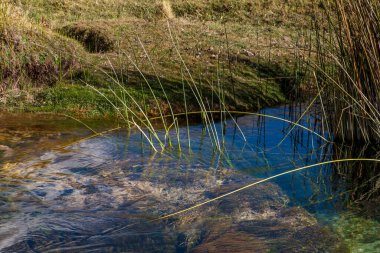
left=330, top=212, right=380, bottom=253
left=191, top=232, right=268, bottom=253
left=175, top=177, right=348, bottom=253
left=0, top=147, right=348, bottom=252
left=0, top=145, right=13, bottom=158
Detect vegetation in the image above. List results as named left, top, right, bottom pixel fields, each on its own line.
left=315, top=0, right=380, bottom=143
left=0, top=3, right=84, bottom=90
left=0, top=0, right=319, bottom=118
left=0, top=1, right=380, bottom=251
left=1, top=0, right=379, bottom=144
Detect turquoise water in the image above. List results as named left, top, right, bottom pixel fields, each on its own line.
left=0, top=107, right=379, bottom=252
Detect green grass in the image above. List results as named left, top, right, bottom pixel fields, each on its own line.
left=1, top=0, right=320, bottom=119
left=34, top=84, right=130, bottom=116
left=11, top=0, right=315, bottom=27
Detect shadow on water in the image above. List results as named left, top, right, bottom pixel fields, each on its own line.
left=0, top=106, right=379, bottom=252
left=330, top=144, right=380, bottom=215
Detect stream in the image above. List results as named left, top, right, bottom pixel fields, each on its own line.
left=0, top=106, right=379, bottom=252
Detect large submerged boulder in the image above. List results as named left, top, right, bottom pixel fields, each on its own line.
left=0, top=146, right=349, bottom=252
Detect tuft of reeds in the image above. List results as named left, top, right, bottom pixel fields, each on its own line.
left=315, top=0, right=380, bottom=143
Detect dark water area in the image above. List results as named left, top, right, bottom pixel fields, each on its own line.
left=0, top=107, right=379, bottom=252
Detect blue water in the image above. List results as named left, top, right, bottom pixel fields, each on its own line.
left=0, top=106, right=379, bottom=252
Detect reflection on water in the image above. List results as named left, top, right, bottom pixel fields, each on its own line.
left=0, top=107, right=379, bottom=252
left=0, top=113, right=118, bottom=163
left=331, top=145, right=380, bottom=209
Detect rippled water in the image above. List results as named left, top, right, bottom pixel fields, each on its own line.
left=0, top=108, right=379, bottom=252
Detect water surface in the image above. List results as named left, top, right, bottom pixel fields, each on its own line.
left=0, top=108, right=379, bottom=252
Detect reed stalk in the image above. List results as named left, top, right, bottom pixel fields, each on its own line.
left=315, top=0, right=380, bottom=143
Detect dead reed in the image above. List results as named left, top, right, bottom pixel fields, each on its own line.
left=315, top=0, right=380, bottom=143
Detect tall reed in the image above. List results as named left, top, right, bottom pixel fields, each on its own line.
left=315, top=0, right=380, bottom=143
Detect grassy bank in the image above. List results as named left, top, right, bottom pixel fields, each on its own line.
left=0, top=0, right=318, bottom=118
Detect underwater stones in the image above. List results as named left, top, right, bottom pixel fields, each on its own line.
left=191, top=232, right=268, bottom=253
left=331, top=212, right=380, bottom=253
left=0, top=222, right=27, bottom=252
left=54, top=161, right=348, bottom=252
left=59, top=22, right=114, bottom=53
left=69, top=167, right=98, bottom=176
left=277, top=206, right=318, bottom=227
left=171, top=176, right=347, bottom=252
left=194, top=207, right=347, bottom=253
left=0, top=145, right=349, bottom=253
left=0, top=145, right=13, bottom=158
left=288, top=225, right=349, bottom=253
left=235, top=207, right=346, bottom=252
left=211, top=175, right=289, bottom=218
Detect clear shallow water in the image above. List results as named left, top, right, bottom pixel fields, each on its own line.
left=0, top=108, right=379, bottom=252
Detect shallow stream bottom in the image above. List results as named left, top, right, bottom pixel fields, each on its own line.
left=0, top=107, right=379, bottom=252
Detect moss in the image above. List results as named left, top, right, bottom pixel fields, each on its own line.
left=36, top=84, right=115, bottom=114
left=331, top=213, right=380, bottom=253
left=33, top=83, right=151, bottom=117
left=0, top=84, right=137, bottom=118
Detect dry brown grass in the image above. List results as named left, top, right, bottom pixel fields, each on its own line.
left=162, top=0, right=175, bottom=19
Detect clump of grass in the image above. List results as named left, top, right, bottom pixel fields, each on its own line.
left=315, top=0, right=380, bottom=143
left=0, top=2, right=83, bottom=91
left=162, top=0, right=175, bottom=19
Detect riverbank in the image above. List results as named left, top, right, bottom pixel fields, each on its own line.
left=0, top=0, right=317, bottom=118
